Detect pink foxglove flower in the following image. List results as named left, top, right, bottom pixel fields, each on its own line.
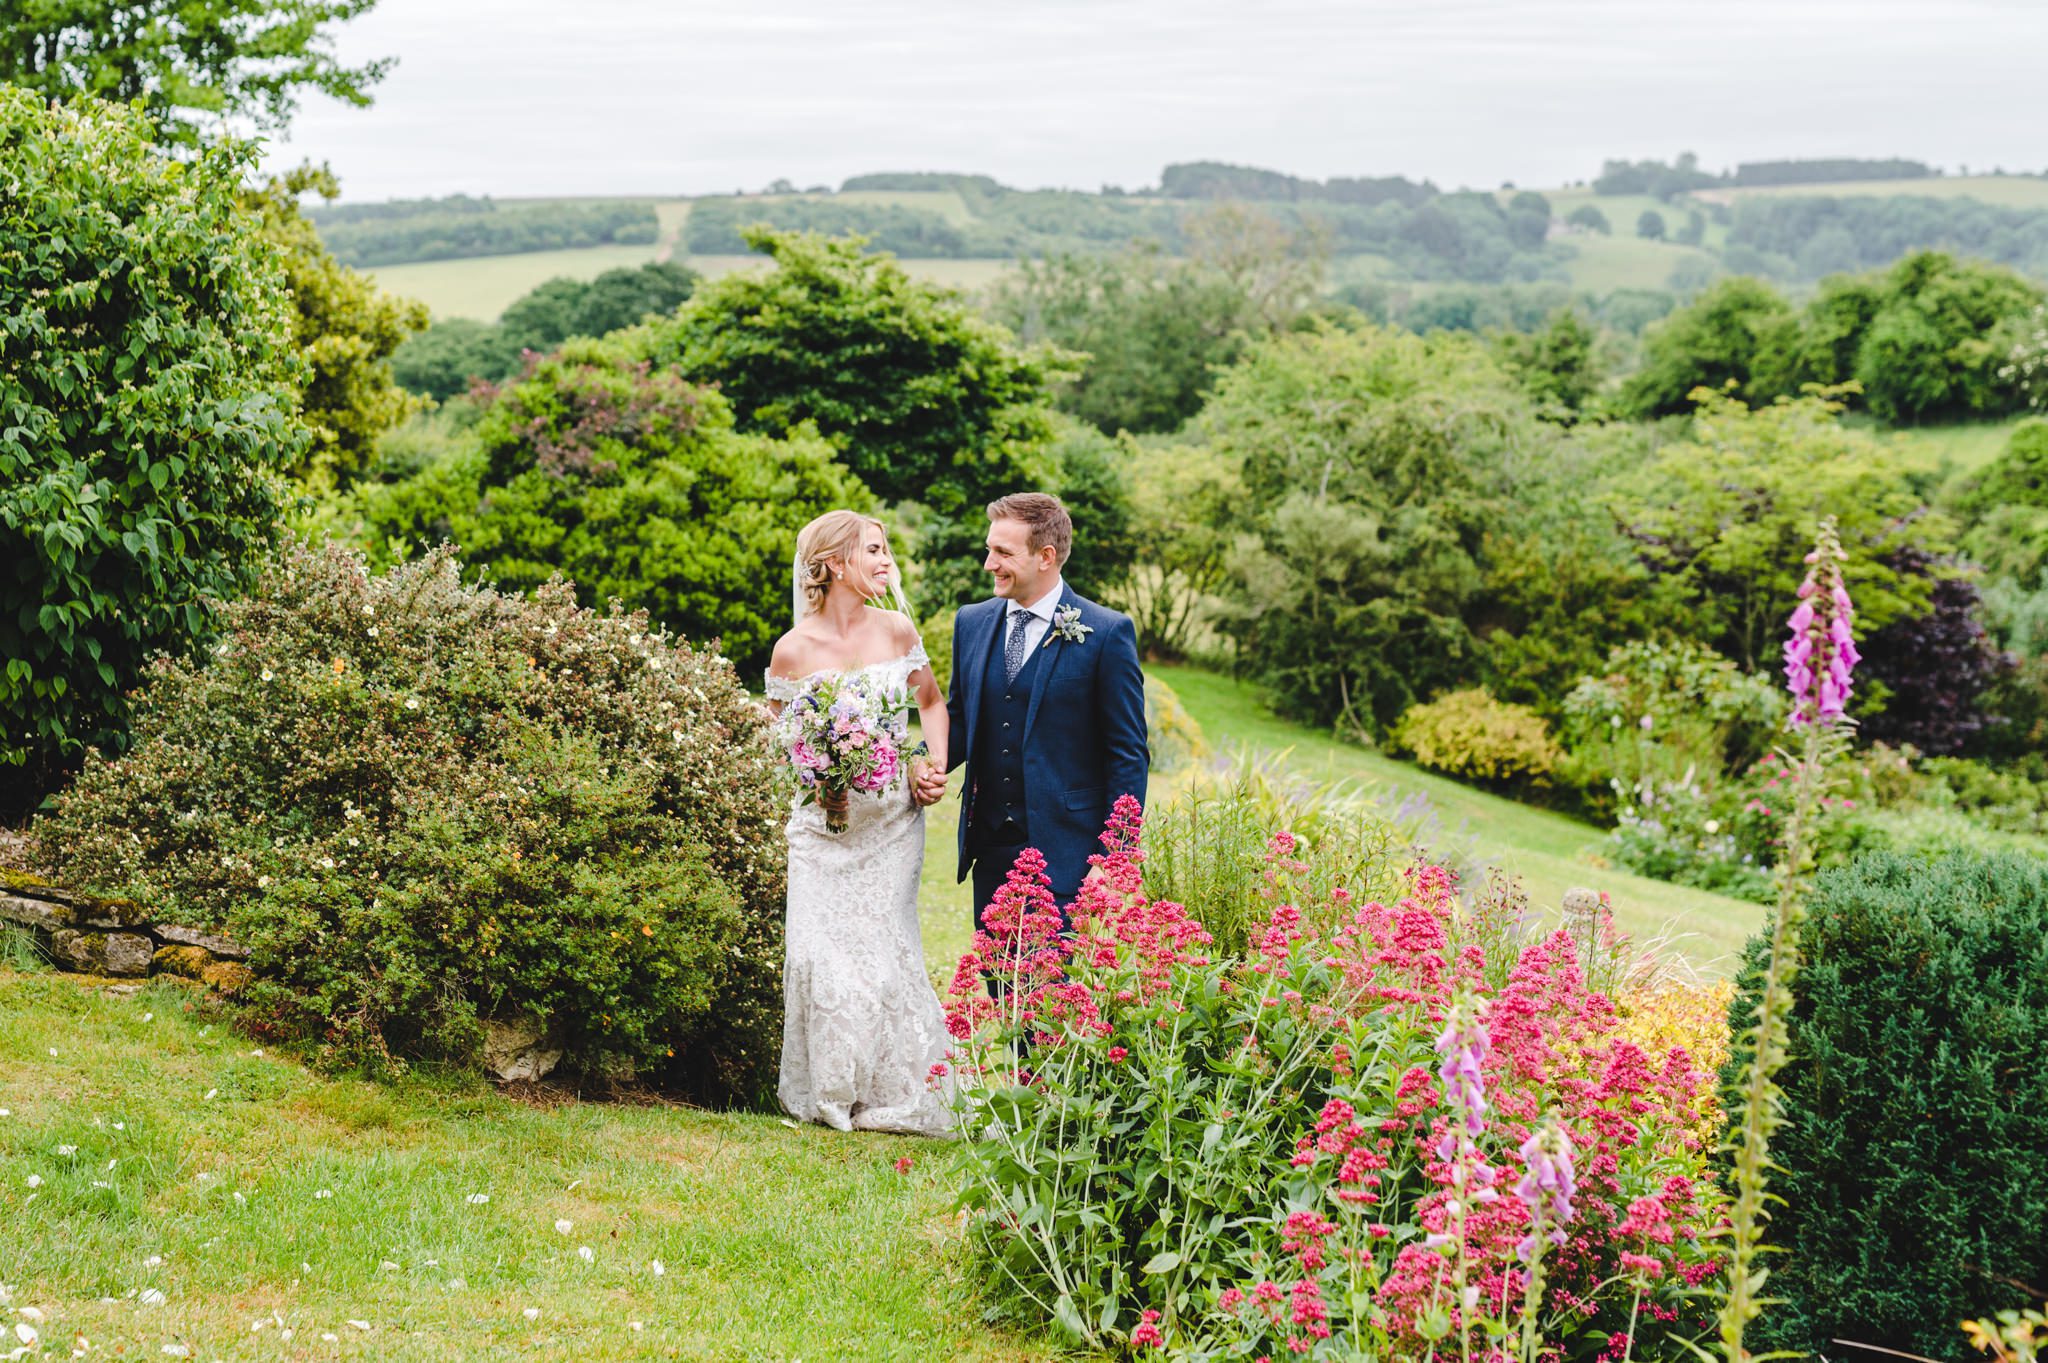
left=1784, top=516, right=1858, bottom=727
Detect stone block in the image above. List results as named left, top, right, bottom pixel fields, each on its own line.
left=49, top=929, right=103, bottom=973
left=482, top=1016, right=563, bottom=1083
left=156, top=924, right=248, bottom=961
left=0, top=893, right=72, bottom=932
left=102, top=932, right=153, bottom=977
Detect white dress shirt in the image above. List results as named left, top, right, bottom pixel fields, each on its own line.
left=1005, top=576, right=1065, bottom=660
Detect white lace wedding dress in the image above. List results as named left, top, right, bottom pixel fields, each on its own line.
left=766, top=645, right=955, bottom=1137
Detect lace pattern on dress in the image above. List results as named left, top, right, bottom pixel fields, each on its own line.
left=770, top=640, right=954, bottom=1137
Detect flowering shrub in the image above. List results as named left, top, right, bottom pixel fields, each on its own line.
left=1601, top=772, right=1775, bottom=903
left=33, top=542, right=789, bottom=1100
left=946, top=798, right=1724, bottom=1357
left=1561, top=641, right=1786, bottom=818
left=1392, top=688, right=1564, bottom=791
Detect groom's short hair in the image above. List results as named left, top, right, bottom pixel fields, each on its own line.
left=987, top=492, right=1072, bottom=566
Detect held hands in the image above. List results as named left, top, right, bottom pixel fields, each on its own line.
left=909, top=760, right=947, bottom=807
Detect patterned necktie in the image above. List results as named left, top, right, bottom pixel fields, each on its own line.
left=1004, top=608, right=1030, bottom=683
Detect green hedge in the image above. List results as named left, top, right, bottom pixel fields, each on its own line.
left=1725, top=851, right=2048, bottom=1358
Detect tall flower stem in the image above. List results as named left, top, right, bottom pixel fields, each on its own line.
left=1719, top=516, right=1856, bottom=1360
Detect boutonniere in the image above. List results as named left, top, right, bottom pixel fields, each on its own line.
left=1047, top=605, right=1093, bottom=647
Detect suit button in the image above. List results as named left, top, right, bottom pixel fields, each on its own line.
left=1002, top=721, right=1011, bottom=729
left=1001, top=747, right=1011, bottom=756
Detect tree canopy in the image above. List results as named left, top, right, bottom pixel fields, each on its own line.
left=0, top=0, right=391, bottom=148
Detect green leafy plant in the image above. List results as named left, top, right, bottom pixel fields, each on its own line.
left=343, top=336, right=870, bottom=676
left=1391, top=687, right=1563, bottom=790
left=1139, top=747, right=1454, bottom=958
left=33, top=542, right=790, bottom=1100
left=0, top=91, right=309, bottom=814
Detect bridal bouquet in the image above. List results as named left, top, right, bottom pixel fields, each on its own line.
left=778, top=673, right=926, bottom=833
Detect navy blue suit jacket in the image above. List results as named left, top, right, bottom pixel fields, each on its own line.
left=947, top=585, right=1149, bottom=901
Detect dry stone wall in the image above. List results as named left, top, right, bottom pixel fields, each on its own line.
left=0, top=873, right=250, bottom=991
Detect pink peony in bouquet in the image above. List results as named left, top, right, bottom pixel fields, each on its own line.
left=777, top=672, right=926, bottom=833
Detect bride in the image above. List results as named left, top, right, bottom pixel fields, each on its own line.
left=764, top=509, right=954, bottom=1136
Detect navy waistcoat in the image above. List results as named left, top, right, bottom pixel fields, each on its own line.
left=971, top=615, right=1044, bottom=838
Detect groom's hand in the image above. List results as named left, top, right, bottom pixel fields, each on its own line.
left=911, top=766, right=947, bottom=807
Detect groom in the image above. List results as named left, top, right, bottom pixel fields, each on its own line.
left=916, top=492, right=1149, bottom=930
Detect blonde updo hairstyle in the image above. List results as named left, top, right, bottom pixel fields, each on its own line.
left=794, top=509, right=888, bottom=618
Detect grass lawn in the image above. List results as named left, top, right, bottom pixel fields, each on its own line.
left=0, top=969, right=1044, bottom=1362
left=1150, top=666, right=1764, bottom=971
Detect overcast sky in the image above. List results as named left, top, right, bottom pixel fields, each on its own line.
left=266, top=0, right=2048, bottom=203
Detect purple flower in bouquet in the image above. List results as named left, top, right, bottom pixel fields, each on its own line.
left=775, top=671, right=923, bottom=832
left=1784, top=516, right=1858, bottom=727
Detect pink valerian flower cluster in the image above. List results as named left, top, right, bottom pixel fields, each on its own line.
left=942, top=796, right=1213, bottom=1049
left=1259, top=917, right=1722, bottom=1354
left=1784, top=515, right=1859, bottom=726
left=949, top=797, right=1725, bottom=1357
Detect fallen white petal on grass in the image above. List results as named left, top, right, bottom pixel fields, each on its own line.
left=630, top=1322, right=644, bottom=1331
left=553, top=1219, right=572, bottom=1235
left=650, top=1259, right=665, bottom=1276
left=202, top=1091, right=216, bottom=1102
left=90, top=1181, right=110, bottom=1189
left=0, top=1109, right=9, bottom=1118
left=16, top=1310, right=42, bottom=1324
left=379, top=1261, right=398, bottom=1272
left=55, top=1145, right=75, bottom=1157
left=139, top=1289, right=166, bottom=1307
left=232, top=1192, right=246, bottom=1205
left=160, top=1345, right=189, bottom=1358
left=313, top=1189, right=332, bottom=1199
left=320, top=1333, right=338, bottom=1343
left=23, top=1177, right=39, bottom=1190
left=141, top=1013, right=152, bottom=1022
left=778, top=1118, right=799, bottom=1129
left=565, top=1180, right=581, bottom=1192
left=464, top=1193, right=489, bottom=1205
left=346, top=1320, right=370, bottom=1331
left=12, top=1323, right=35, bottom=1346
left=522, top=1308, right=540, bottom=1321
left=577, top=1246, right=593, bottom=1263
left=111, top=1123, right=123, bottom=1131
left=143, top=1256, right=161, bottom=1268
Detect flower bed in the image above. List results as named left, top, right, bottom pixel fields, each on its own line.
left=944, top=798, right=1726, bottom=1358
